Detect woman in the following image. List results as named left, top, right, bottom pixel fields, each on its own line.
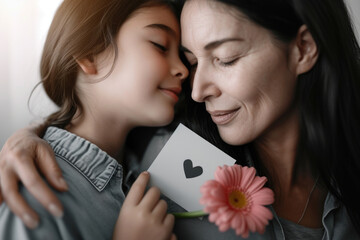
left=177, top=0, right=360, bottom=238
left=1, top=0, right=360, bottom=239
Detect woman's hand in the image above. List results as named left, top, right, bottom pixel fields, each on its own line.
left=0, top=126, right=68, bottom=228
left=113, top=172, right=176, bottom=240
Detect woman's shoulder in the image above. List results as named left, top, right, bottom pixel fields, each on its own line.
left=321, top=192, right=360, bottom=239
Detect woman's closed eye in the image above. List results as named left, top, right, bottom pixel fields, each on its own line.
left=189, top=61, right=198, bottom=70
left=216, top=57, right=239, bottom=67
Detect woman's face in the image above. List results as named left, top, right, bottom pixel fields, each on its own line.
left=81, top=5, right=188, bottom=129
left=181, top=0, right=298, bottom=145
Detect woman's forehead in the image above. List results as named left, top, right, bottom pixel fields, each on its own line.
left=181, top=0, right=229, bottom=19
left=180, top=1, right=255, bottom=50
left=181, top=0, right=247, bottom=33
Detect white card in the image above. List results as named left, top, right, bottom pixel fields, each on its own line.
left=148, top=123, right=236, bottom=212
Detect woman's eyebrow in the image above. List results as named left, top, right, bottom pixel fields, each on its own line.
left=181, top=38, right=244, bottom=53
left=204, top=38, right=244, bottom=50
left=144, top=23, right=176, bottom=38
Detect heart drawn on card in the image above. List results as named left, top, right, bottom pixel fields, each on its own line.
left=183, top=159, right=203, bottom=179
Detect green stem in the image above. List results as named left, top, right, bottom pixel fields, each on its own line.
left=172, top=210, right=208, bottom=218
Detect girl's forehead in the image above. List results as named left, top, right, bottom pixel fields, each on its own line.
left=126, top=5, right=179, bottom=30
left=130, top=4, right=174, bottom=21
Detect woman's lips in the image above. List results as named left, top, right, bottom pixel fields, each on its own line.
left=208, top=108, right=240, bottom=125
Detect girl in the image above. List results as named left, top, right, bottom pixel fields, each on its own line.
left=0, top=0, right=187, bottom=239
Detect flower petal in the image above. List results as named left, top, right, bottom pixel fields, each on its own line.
left=200, top=180, right=220, bottom=193
left=219, top=165, right=235, bottom=187
left=251, top=188, right=275, bottom=205
left=209, top=212, right=220, bottom=222
left=218, top=222, right=231, bottom=232
left=246, top=176, right=267, bottom=194
left=239, top=230, right=250, bottom=238
left=199, top=164, right=274, bottom=237
left=231, top=213, right=244, bottom=229
left=219, top=209, right=236, bottom=222
left=251, top=205, right=273, bottom=222
left=233, top=215, right=250, bottom=238
left=240, top=167, right=256, bottom=190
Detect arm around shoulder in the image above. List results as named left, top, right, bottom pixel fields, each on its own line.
left=0, top=188, right=67, bottom=240
left=0, top=122, right=68, bottom=228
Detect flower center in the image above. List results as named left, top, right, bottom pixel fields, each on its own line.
left=228, top=190, right=247, bottom=209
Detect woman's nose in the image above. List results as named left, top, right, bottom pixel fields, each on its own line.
left=191, top=64, right=220, bottom=102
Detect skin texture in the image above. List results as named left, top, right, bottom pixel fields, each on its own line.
left=181, top=0, right=322, bottom=228
left=71, top=5, right=187, bottom=159
left=0, top=5, right=188, bottom=236
left=181, top=0, right=299, bottom=146
left=104, top=6, right=186, bottom=239
left=0, top=0, right=324, bottom=232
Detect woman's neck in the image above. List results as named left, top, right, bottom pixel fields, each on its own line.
left=255, top=108, right=300, bottom=185
left=254, top=109, right=326, bottom=228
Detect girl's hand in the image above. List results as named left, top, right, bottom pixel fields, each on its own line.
left=113, top=172, right=176, bottom=240
left=0, top=126, right=68, bottom=228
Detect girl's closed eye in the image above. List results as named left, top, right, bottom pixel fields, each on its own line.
left=151, top=41, right=168, bottom=52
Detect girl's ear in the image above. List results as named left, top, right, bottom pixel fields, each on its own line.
left=290, top=25, right=319, bottom=75
left=76, top=57, right=97, bottom=75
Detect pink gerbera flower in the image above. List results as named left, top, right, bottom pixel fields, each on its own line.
left=199, top=165, right=274, bottom=238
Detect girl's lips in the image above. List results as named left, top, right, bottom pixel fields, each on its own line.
left=208, top=108, right=240, bottom=125
left=160, top=88, right=181, bottom=102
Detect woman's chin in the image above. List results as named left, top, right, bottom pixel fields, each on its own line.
left=219, top=129, right=253, bottom=146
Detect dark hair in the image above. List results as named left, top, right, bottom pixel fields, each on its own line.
left=181, top=0, right=360, bottom=232
left=39, top=0, right=181, bottom=129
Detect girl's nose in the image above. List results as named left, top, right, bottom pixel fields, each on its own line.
left=172, top=57, right=189, bottom=83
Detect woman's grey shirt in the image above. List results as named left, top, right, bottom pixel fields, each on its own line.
left=140, top=128, right=360, bottom=240
left=0, top=126, right=128, bottom=240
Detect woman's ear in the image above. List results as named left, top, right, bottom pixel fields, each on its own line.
left=291, top=25, right=319, bottom=75
left=76, top=57, right=97, bottom=75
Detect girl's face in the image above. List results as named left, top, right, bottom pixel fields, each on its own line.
left=81, top=5, right=188, bottom=129
left=181, top=0, right=298, bottom=145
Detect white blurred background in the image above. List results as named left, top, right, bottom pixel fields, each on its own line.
left=0, top=0, right=62, bottom=147
left=0, top=0, right=360, bottom=147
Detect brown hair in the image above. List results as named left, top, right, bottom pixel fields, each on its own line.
left=40, top=0, right=179, bottom=128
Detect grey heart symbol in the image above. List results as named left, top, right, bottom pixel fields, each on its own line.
left=183, top=159, right=203, bottom=178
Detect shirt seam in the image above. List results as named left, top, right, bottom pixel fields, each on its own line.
left=55, top=153, right=117, bottom=192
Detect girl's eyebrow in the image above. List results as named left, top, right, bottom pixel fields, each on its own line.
left=181, top=38, right=244, bottom=53
left=144, top=23, right=176, bottom=38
